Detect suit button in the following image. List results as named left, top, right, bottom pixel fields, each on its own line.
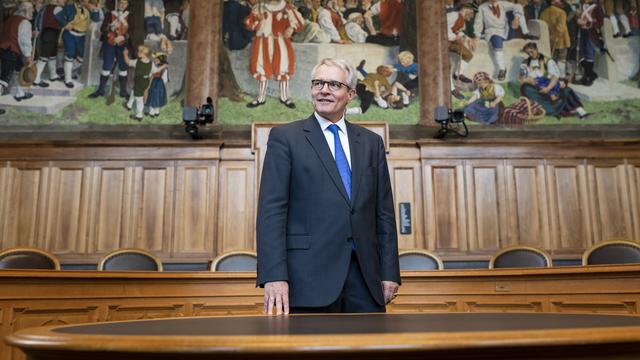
left=351, top=208, right=355, bottom=215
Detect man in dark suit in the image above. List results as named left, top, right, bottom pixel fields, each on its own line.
left=256, top=58, right=400, bottom=315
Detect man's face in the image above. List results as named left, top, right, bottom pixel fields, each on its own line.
left=24, top=2, right=34, bottom=19
left=119, top=0, right=128, bottom=11
left=311, top=0, right=321, bottom=9
left=311, top=64, right=356, bottom=122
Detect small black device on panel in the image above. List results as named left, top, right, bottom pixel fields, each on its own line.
left=182, top=97, right=215, bottom=140
left=434, top=105, right=468, bottom=140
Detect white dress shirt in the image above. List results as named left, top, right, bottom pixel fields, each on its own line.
left=315, top=112, right=352, bottom=169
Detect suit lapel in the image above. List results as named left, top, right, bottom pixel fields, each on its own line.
left=303, top=115, right=351, bottom=205
left=346, top=120, right=363, bottom=205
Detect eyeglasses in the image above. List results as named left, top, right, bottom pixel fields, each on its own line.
left=311, top=79, right=350, bottom=91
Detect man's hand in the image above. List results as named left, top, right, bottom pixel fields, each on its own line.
left=382, top=280, right=399, bottom=305
left=264, top=281, right=289, bottom=315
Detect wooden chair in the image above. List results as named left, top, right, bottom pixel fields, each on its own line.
left=98, top=248, right=163, bottom=271
left=210, top=251, right=257, bottom=272
left=582, top=240, right=640, bottom=266
left=0, top=247, right=60, bottom=270
left=398, top=249, right=444, bottom=270
left=489, top=246, right=552, bottom=269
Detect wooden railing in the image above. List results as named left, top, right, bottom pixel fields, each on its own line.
left=2, top=265, right=640, bottom=360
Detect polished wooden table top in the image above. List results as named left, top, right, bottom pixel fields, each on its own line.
left=8, top=313, right=640, bottom=360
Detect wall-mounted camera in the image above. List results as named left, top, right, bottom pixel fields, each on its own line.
left=434, top=105, right=468, bottom=139
left=182, top=97, right=214, bottom=140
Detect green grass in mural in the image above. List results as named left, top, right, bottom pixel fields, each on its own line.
left=0, top=87, right=182, bottom=126
left=1, top=82, right=639, bottom=126
left=452, top=81, right=640, bottom=126
left=218, top=94, right=419, bottom=125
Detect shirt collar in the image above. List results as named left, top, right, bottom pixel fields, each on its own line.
left=315, top=112, right=347, bottom=134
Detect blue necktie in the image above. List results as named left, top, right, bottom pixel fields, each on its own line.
left=328, top=124, right=351, bottom=200
left=328, top=124, right=356, bottom=251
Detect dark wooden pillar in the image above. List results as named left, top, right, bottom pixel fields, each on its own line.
left=417, top=0, right=450, bottom=126
left=185, top=0, right=221, bottom=111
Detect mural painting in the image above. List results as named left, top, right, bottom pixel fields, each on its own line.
left=0, top=0, right=639, bottom=127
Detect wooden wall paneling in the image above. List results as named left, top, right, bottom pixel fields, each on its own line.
left=87, top=161, right=135, bottom=255
left=44, top=162, right=92, bottom=257
left=130, top=162, right=175, bottom=255
left=422, top=160, right=467, bottom=255
left=465, top=160, right=507, bottom=254
left=463, top=300, right=545, bottom=313
left=105, top=302, right=187, bottom=322
left=217, top=160, right=256, bottom=254
left=9, top=304, right=100, bottom=360
left=626, top=159, right=640, bottom=241
left=173, top=161, right=218, bottom=259
left=504, top=160, right=551, bottom=249
left=587, top=160, right=635, bottom=242
left=388, top=153, right=424, bottom=249
left=0, top=162, right=10, bottom=248
left=545, top=160, right=592, bottom=254
left=2, top=162, right=50, bottom=249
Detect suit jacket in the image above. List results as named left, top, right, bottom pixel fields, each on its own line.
left=256, top=115, right=400, bottom=308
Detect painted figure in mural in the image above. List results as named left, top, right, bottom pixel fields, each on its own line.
left=463, top=71, right=505, bottom=124
left=519, top=42, right=589, bottom=119
left=32, top=0, right=65, bottom=88
left=89, top=0, right=130, bottom=99
left=55, top=0, right=102, bottom=88
left=318, top=0, right=352, bottom=44
left=524, top=0, right=548, bottom=20
left=602, top=0, right=631, bottom=38
left=223, top=0, right=255, bottom=50
left=345, top=12, right=368, bottom=43
left=448, top=3, right=475, bottom=100
left=346, top=64, right=409, bottom=114
left=343, top=0, right=366, bottom=18
left=0, top=1, right=35, bottom=101
left=144, top=0, right=164, bottom=39
left=540, top=0, right=571, bottom=78
left=123, top=44, right=153, bottom=121
left=244, top=0, right=304, bottom=108
left=165, top=0, right=185, bottom=40
left=364, top=0, right=403, bottom=46
left=575, top=0, right=603, bottom=86
left=473, top=0, right=535, bottom=81
left=145, top=51, right=168, bottom=117
left=520, top=41, right=562, bottom=101
left=393, top=50, right=418, bottom=93
left=292, top=5, right=331, bottom=43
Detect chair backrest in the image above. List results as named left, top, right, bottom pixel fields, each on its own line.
left=489, top=246, right=552, bottom=269
left=98, top=248, right=163, bottom=271
left=582, top=240, right=640, bottom=266
left=0, top=247, right=60, bottom=270
left=398, top=249, right=443, bottom=270
left=210, top=251, right=257, bottom=271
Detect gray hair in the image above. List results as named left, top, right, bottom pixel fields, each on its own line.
left=311, top=58, right=358, bottom=90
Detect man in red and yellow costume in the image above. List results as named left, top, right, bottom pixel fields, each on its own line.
left=244, top=0, right=303, bottom=109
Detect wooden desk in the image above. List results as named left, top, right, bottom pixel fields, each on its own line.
left=2, top=265, right=640, bottom=360
left=8, top=313, right=640, bottom=360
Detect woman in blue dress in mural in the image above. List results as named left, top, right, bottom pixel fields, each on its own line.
left=146, top=52, right=168, bottom=118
